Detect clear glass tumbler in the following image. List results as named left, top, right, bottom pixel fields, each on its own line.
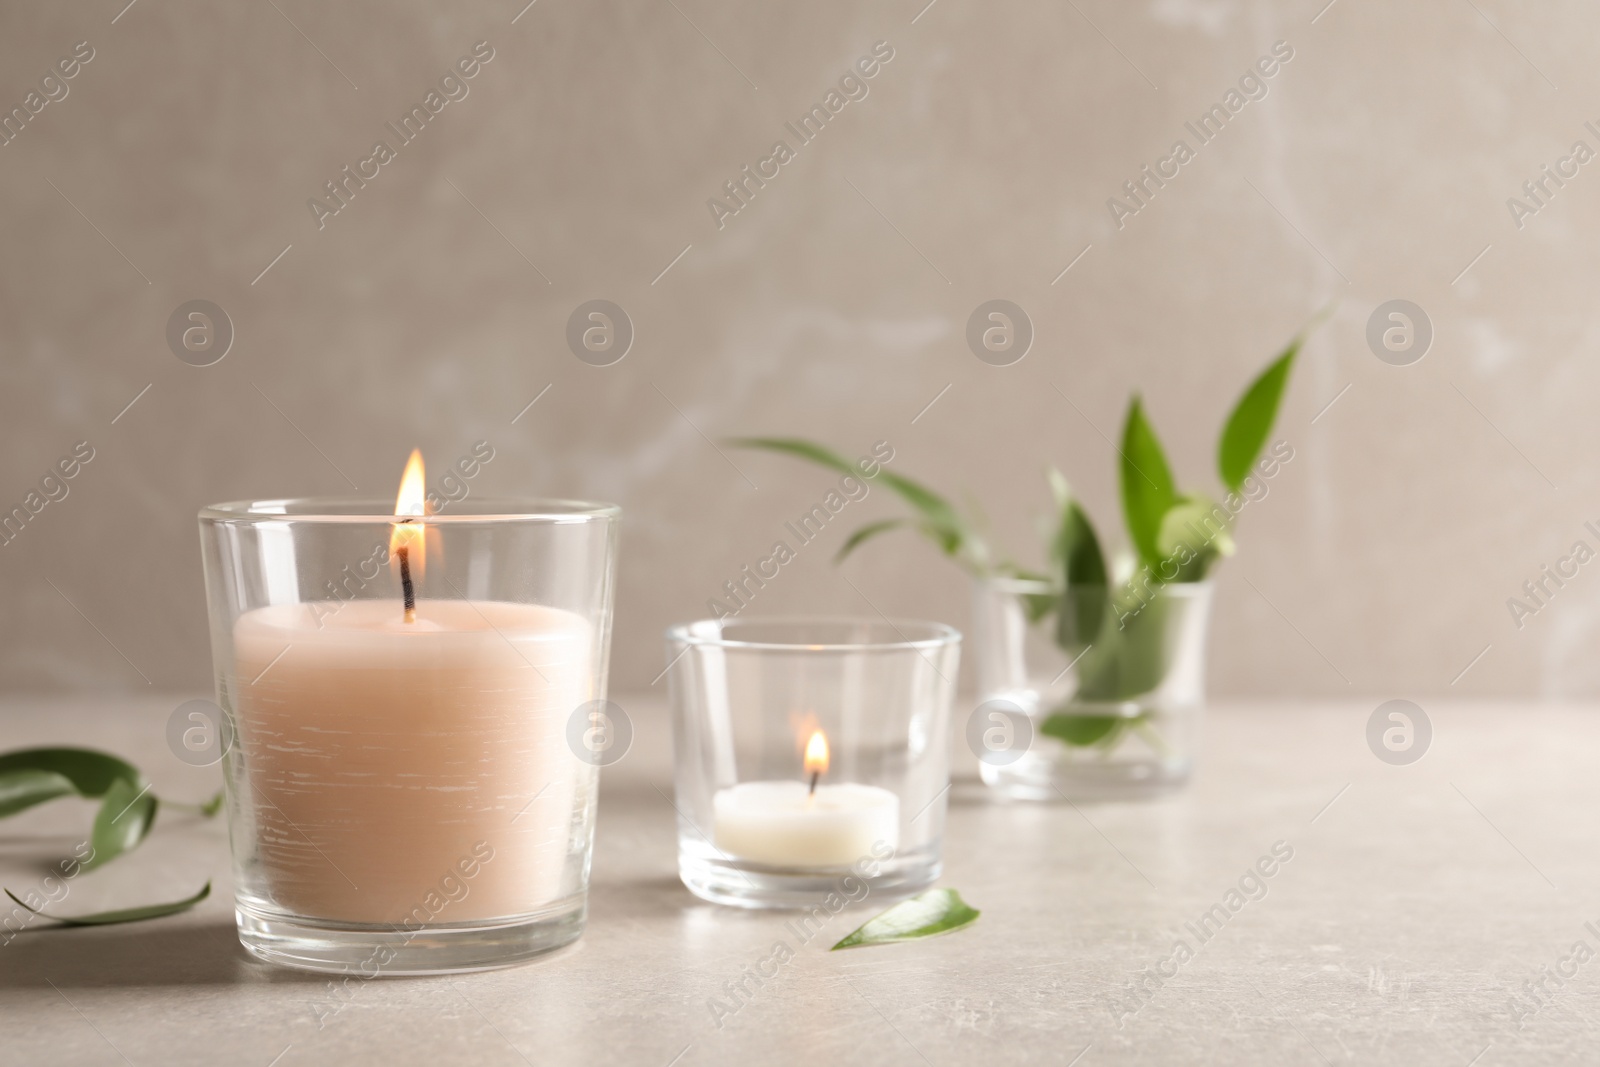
left=972, top=576, right=1212, bottom=801
left=198, top=497, right=618, bottom=974
left=664, top=617, right=960, bottom=909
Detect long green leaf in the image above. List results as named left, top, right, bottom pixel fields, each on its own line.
left=0, top=750, right=156, bottom=863
left=830, top=888, right=980, bottom=949
left=1054, top=499, right=1107, bottom=587
left=1004, top=567, right=1058, bottom=623
left=87, top=778, right=158, bottom=871
left=1040, top=713, right=1122, bottom=746
left=1217, top=340, right=1298, bottom=493
left=725, top=437, right=859, bottom=478
left=1155, top=495, right=1235, bottom=583
left=4, top=881, right=210, bottom=927
left=1021, top=592, right=1057, bottom=623
left=0, top=747, right=207, bottom=874
left=1075, top=590, right=1174, bottom=701
left=873, top=470, right=969, bottom=553
left=0, top=749, right=157, bottom=870
left=1049, top=476, right=1109, bottom=652
left=0, top=748, right=143, bottom=800
left=731, top=437, right=980, bottom=566
left=835, top=519, right=910, bottom=562
left=1119, top=397, right=1178, bottom=570
left=0, top=769, right=77, bottom=818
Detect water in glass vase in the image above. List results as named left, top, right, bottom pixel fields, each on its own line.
left=972, top=576, right=1212, bottom=800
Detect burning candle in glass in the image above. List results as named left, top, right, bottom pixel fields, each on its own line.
left=203, top=454, right=619, bottom=973
left=667, top=616, right=959, bottom=908
left=713, top=729, right=900, bottom=868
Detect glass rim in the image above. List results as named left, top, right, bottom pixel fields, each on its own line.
left=666, top=615, right=962, bottom=653
left=982, top=575, right=1214, bottom=597
left=198, top=497, right=620, bottom=524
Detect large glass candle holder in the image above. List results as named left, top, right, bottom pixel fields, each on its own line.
left=665, top=617, right=960, bottom=909
left=198, top=497, right=618, bottom=974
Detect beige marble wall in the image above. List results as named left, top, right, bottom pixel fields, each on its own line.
left=1, top=0, right=1594, bottom=698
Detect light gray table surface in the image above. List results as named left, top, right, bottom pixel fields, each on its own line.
left=0, top=696, right=1591, bottom=1066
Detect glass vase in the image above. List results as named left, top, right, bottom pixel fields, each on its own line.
left=971, top=576, right=1211, bottom=800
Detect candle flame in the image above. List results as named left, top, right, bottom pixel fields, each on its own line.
left=389, top=449, right=426, bottom=576
left=803, top=730, right=829, bottom=777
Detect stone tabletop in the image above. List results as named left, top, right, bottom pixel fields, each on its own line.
left=1, top=696, right=1592, bottom=1066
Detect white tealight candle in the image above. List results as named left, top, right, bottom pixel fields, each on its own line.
left=713, top=781, right=899, bottom=867
left=711, top=730, right=899, bottom=867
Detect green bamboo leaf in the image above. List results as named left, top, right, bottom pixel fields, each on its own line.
left=992, top=564, right=1056, bottom=622
left=0, top=748, right=143, bottom=800
left=87, top=778, right=158, bottom=871
left=1075, top=590, right=1174, bottom=701
left=1057, top=582, right=1110, bottom=654
left=0, top=769, right=77, bottom=818
left=1155, top=495, right=1235, bottom=583
left=830, top=888, right=980, bottom=950
left=199, top=791, right=224, bottom=818
left=1054, top=498, right=1108, bottom=587
left=834, top=519, right=911, bottom=562
left=1119, top=397, right=1178, bottom=571
left=731, top=437, right=979, bottom=566
left=0, top=748, right=160, bottom=870
left=999, top=566, right=1052, bottom=584
left=4, top=881, right=210, bottom=927
left=1048, top=475, right=1110, bottom=652
left=1218, top=340, right=1298, bottom=493
left=1040, top=713, right=1121, bottom=746
left=874, top=471, right=969, bottom=550
left=726, top=437, right=860, bottom=478
left=1022, top=592, right=1057, bottom=624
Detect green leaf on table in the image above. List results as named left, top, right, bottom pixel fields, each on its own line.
left=87, top=777, right=158, bottom=871
left=1040, top=713, right=1122, bottom=747
left=830, top=888, right=980, bottom=950
left=1118, top=397, right=1178, bottom=572
left=198, top=791, right=224, bottom=818
left=4, top=881, right=210, bottom=927
left=0, top=749, right=160, bottom=867
left=835, top=519, right=911, bottom=563
left=0, top=769, right=77, bottom=818
left=0, top=747, right=197, bottom=873
left=1217, top=336, right=1299, bottom=493
left=0, top=748, right=143, bottom=803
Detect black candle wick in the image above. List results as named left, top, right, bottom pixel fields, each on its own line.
left=398, top=521, right=417, bottom=622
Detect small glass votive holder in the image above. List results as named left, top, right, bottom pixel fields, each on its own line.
left=664, top=617, right=961, bottom=909
left=198, top=497, right=619, bottom=974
